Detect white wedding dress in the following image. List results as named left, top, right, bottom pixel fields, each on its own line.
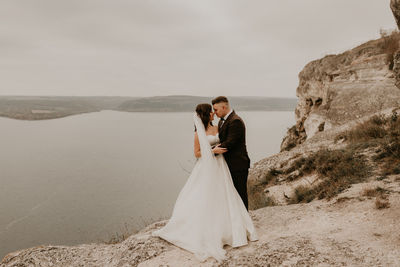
left=151, top=114, right=258, bottom=262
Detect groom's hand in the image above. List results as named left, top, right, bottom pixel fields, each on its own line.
left=212, top=144, right=228, bottom=154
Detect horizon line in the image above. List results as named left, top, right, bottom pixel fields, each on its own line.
left=0, top=94, right=297, bottom=99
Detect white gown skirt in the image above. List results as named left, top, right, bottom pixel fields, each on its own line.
left=151, top=154, right=258, bottom=262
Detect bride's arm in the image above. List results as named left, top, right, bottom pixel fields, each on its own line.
left=194, top=132, right=201, bottom=158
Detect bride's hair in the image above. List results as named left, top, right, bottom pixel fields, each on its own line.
left=195, top=103, right=213, bottom=131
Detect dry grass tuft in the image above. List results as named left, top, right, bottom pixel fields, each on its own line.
left=101, top=216, right=166, bottom=244
left=339, top=114, right=388, bottom=143
left=288, top=147, right=370, bottom=204
left=337, top=111, right=400, bottom=176
left=290, top=185, right=315, bottom=204
left=375, top=197, right=390, bottom=209
left=335, top=197, right=353, bottom=203
left=101, top=222, right=137, bottom=244
left=360, top=186, right=390, bottom=209
left=362, top=186, right=387, bottom=198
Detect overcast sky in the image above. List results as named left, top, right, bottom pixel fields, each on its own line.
left=0, top=0, right=397, bottom=98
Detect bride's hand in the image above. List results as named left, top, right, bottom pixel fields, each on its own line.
left=212, top=144, right=227, bottom=154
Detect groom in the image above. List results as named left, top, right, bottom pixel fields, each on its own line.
left=211, top=96, right=251, bottom=210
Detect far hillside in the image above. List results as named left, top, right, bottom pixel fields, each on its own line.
left=0, top=95, right=297, bottom=120
left=116, top=95, right=297, bottom=112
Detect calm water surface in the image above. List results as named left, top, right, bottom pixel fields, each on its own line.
left=0, top=110, right=294, bottom=258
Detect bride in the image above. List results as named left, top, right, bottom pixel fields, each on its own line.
left=151, top=103, right=258, bottom=262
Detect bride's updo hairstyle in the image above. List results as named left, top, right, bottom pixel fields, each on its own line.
left=195, top=103, right=213, bottom=131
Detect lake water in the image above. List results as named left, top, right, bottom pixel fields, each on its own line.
left=0, top=110, right=294, bottom=259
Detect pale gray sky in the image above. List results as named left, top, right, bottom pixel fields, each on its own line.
left=0, top=0, right=397, bottom=97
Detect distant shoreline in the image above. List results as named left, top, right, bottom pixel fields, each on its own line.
left=0, top=109, right=295, bottom=121
left=0, top=95, right=297, bottom=121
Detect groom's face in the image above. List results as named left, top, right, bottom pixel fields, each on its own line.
left=212, top=103, right=228, bottom=118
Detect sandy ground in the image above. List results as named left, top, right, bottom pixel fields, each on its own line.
left=2, top=176, right=400, bottom=267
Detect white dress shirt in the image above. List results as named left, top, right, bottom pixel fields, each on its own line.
left=221, top=109, right=233, bottom=126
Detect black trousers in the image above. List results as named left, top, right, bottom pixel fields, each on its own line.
left=230, top=169, right=249, bottom=210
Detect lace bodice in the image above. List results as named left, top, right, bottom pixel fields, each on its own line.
left=206, top=133, right=220, bottom=146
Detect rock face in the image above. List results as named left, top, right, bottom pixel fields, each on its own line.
left=281, top=37, right=400, bottom=151
left=391, top=0, right=400, bottom=30
left=250, top=33, right=400, bottom=209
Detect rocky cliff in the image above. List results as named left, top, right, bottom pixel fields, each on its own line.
left=280, top=34, right=400, bottom=151
left=246, top=2, right=400, bottom=215
left=391, top=0, right=400, bottom=30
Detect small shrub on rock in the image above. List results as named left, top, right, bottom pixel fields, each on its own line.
left=288, top=147, right=370, bottom=204
left=375, top=197, right=390, bottom=209
left=338, top=112, right=400, bottom=176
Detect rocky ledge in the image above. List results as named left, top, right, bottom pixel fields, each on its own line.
left=1, top=176, right=399, bottom=266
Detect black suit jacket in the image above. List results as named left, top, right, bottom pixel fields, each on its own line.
left=218, top=110, right=250, bottom=172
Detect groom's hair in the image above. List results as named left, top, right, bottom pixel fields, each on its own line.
left=212, top=96, right=229, bottom=105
